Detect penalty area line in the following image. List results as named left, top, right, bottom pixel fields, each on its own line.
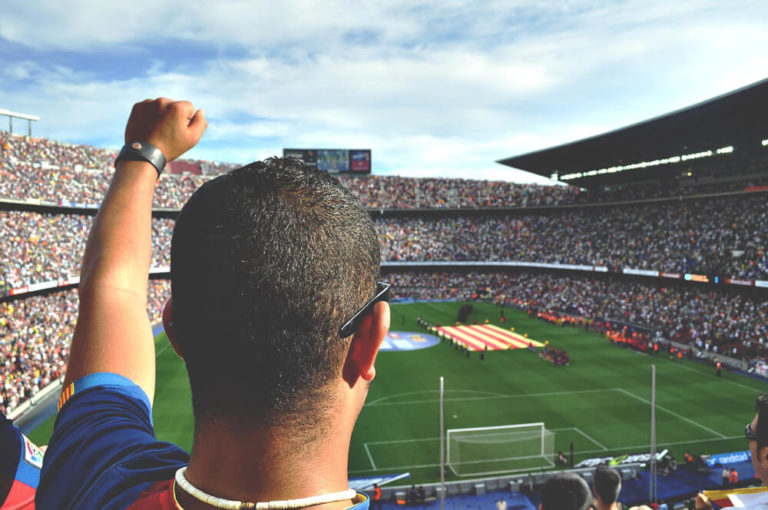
left=616, top=388, right=726, bottom=439
left=363, top=443, right=377, bottom=470
left=552, top=427, right=608, bottom=451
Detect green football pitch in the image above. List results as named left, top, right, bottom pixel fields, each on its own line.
left=28, top=302, right=768, bottom=484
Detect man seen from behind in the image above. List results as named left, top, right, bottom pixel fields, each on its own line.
left=37, top=98, right=390, bottom=509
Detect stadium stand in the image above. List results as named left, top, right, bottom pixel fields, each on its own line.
left=5, top=191, right=768, bottom=293
left=377, top=193, right=768, bottom=279
left=0, top=280, right=169, bottom=415
left=0, top=280, right=171, bottom=414
left=1, top=132, right=581, bottom=209
left=4, top=131, right=768, bottom=416
left=0, top=210, right=173, bottom=292
left=2, top=79, right=766, bottom=509
left=386, top=270, right=768, bottom=362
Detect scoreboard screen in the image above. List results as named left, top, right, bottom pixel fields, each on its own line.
left=283, top=149, right=317, bottom=169
left=283, top=148, right=371, bottom=174
left=349, top=149, right=371, bottom=172
left=317, top=150, right=349, bottom=172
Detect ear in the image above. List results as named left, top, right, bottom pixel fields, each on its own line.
left=162, top=297, right=184, bottom=360
left=343, top=301, right=390, bottom=386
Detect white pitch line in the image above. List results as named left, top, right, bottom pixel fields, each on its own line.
left=673, top=361, right=766, bottom=393
left=365, top=436, right=438, bottom=446
left=349, top=461, right=441, bottom=474
left=155, top=342, right=171, bottom=357
left=363, top=443, right=377, bottom=470
left=551, top=427, right=609, bottom=451
left=574, top=427, right=609, bottom=451
left=351, top=435, right=745, bottom=474
left=365, top=388, right=615, bottom=407
left=616, top=388, right=727, bottom=438
left=576, top=435, right=743, bottom=456
left=366, top=389, right=508, bottom=406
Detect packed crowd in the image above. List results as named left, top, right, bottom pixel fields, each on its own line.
left=0, top=210, right=174, bottom=292
left=6, top=131, right=768, bottom=213
left=0, top=132, right=212, bottom=208
left=336, top=174, right=579, bottom=208
left=5, top=191, right=768, bottom=292
left=379, top=193, right=768, bottom=279
left=3, top=131, right=768, bottom=412
left=1, top=132, right=584, bottom=209
left=0, top=280, right=170, bottom=414
left=386, top=270, right=768, bottom=361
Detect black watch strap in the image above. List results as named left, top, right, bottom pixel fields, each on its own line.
left=115, top=141, right=167, bottom=176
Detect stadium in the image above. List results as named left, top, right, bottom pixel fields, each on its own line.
left=2, top=76, right=768, bottom=509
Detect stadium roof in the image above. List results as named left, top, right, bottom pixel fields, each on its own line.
left=498, top=78, right=768, bottom=187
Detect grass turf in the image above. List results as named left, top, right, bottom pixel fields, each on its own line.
left=28, top=301, right=768, bottom=485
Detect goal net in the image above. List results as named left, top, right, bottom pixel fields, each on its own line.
left=446, top=423, right=555, bottom=477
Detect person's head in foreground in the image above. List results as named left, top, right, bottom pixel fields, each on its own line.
left=168, top=158, right=388, bottom=434
left=38, top=100, right=391, bottom=510
left=539, top=472, right=591, bottom=510
left=593, top=465, right=622, bottom=510
left=696, top=393, right=768, bottom=509
left=747, top=394, right=768, bottom=483
left=166, top=157, right=391, bottom=508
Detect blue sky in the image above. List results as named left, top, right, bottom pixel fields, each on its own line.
left=1, top=1, right=766, bottom=183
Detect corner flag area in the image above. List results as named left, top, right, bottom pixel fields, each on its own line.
left=430, top=324, right=545, bottom=351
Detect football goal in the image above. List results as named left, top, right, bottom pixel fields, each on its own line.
left=446, top=423, right=555, bottom=477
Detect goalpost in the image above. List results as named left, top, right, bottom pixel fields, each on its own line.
left=446, top=423, right=555, bottom=477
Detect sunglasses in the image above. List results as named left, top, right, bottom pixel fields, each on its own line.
left=746, top=423, right=760, bottom=442
left=339, top=282, right=391, bottom=338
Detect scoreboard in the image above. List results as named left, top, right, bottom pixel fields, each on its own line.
left=283, top=148, right=371, bottom=174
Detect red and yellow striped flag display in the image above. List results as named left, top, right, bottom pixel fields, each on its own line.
left=432, top=324, right=544, bottom=351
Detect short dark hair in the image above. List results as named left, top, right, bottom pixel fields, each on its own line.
left=593, top=465, right=621, bottom=504
left=755, top=394, right=768, bottom=448
left=171, top=158, right=380, bottom=434
left=540, top=473, right=591, bottom=510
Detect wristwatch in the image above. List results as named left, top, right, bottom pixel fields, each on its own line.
left=115, top=141, right=167, bottom=176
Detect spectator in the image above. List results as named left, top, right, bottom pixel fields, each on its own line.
left=540, top=473, right=591, bottom=510
left=372, top=483, right=382, bottom=510
left=497, top=496, right=508, bottom=510
left=593, top=465, right=622, bottom=510
left=0, top=211, right=174, bottom=289
left=0, top=411, right=42, bottom=509
left=0, top=281, right=169, bottom=414
left=696, top=393, right=768, bottom=509
left=38, top=99, right=388, bottom=509
left=375, top=192, right=768, bottom=280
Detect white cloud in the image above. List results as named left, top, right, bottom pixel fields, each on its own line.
left=1, top=0, right=767, bottom=181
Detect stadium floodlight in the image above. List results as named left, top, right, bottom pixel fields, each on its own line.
left=681, top=150, right=712, bottom=162
left=762, top=139, right=768, bottom=147
left=446, top=423, right=555, bottom=477
left=559, top=144, right=740, bottom=182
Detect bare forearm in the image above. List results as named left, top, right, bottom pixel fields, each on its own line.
left=64, top=161, right=158, bottom=391
left=80, top=161, right=158, bottom=299
left=63, top=98, right=206, bottom=399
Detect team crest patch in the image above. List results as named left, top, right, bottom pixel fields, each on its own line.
left=22, top=435, right=44, bottom=469
left=379, top=331, right=440, bottom=351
